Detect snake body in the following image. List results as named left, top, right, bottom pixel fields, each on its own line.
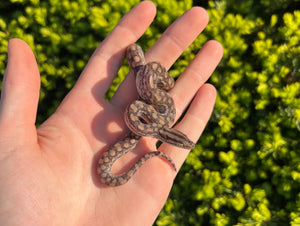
left=97, top=44, right=195, bottom=186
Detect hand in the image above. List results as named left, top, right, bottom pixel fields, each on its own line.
left=0, top=1, right=223, bottom=225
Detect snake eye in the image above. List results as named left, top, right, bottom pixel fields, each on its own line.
left=157, top=105, right=167, bottom=114
left=157, top=82, right=164, bottom=89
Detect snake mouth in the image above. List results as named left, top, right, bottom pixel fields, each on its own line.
left=139, top=117, right=150, bottom=124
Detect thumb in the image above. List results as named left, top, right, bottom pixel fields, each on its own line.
left=0, top=39, right=40, bottom=139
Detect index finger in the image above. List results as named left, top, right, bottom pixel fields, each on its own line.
left=71, top=1, right=157, bottom=97
left=53, top=1, right=157, bottom=123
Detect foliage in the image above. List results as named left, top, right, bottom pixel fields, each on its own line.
left=157, top=0, right=300, bottom=225
left=0, top=0, right=300, bottom=225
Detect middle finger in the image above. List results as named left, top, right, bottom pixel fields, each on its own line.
left=110, top=7, right=209, bottom=106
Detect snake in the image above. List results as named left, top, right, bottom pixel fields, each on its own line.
left=97, top=43, right=195, bottom=186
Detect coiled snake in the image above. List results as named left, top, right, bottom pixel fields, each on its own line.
left=97, top=44, right=195, bottom=186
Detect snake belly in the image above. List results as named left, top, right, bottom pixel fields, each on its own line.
left=97, top=43, right=195, bottom=186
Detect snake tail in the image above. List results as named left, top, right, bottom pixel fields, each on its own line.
left=158, top=126, right=195, bottom=149
left=98, top=151, right=176, bottom=187
left=126, top=43, right=146, bottom=73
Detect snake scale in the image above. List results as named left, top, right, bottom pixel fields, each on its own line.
left=97, top=43, right=195, bottom=186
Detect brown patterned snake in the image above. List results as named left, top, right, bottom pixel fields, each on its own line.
left=97, top=43, right=195, bottom=186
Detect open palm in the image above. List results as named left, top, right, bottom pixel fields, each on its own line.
left=0, top=1, right=223, bottom=225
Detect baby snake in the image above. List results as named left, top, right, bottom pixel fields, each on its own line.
left=97, top=43, right=195, bottom=186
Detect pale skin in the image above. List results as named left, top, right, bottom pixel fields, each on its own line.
left=0, top=1, right=223, bottom=226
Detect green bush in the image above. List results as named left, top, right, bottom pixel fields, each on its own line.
left=0, top=0, right=299, bottom=225
left=157, top=1, right=300, bottom=225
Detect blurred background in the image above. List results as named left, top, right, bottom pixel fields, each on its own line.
left=0, top=0, right=299, bottom=225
